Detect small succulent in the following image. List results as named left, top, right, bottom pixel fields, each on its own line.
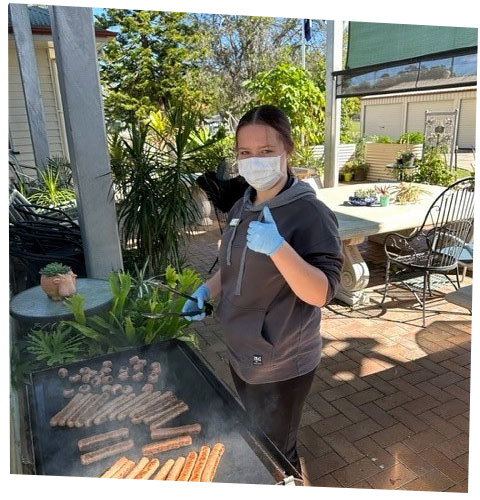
left=375, top=184, right=395, bottom=195
left=39, top=262, right=72, bottom=277
left=353, top=188, right=377, bottom=198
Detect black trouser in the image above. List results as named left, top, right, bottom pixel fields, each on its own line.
left=229, top=364, right=317, bottom=474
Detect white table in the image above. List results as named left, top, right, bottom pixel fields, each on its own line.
left=316, top=181, right=445, bottom=306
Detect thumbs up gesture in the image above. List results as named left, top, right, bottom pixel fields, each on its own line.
left=246, top=206, right=285, bottom=256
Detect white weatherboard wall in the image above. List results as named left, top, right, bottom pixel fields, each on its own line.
left=8, top=38, right=66, bottom=168
left=363, top=103, right=403, bottom=139
left=361, top=88, right=477, bottom=148
left=458, top=98, right=477, bottom=149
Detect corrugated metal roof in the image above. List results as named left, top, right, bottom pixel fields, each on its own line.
left=8, top=5, right=51, bottom=28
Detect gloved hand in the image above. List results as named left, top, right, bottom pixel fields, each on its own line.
left=182, top=284, right=211, bottom=321
left=247, top=206, right=285, bottom=256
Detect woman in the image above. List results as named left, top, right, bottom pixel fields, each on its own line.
left=183, top=104, right=344, bottom=474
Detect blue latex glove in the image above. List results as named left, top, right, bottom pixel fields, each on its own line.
left=182, top=284, right=211, bottom=321
left=247, top=206, right=285, bottom=256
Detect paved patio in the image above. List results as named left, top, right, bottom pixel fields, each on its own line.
left=183, top=212, right=471, bottom=492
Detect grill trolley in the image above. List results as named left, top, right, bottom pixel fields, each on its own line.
left=26, top=340, right=301, bottom=485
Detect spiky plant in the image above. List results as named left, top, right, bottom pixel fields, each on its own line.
left=39, top=262, right=72, bottom=277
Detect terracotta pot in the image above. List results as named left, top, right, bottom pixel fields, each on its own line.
left=40, top=270, right=77, bottom=301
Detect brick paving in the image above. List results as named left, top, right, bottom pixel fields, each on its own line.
left=183, top=215, right=472, bottom=492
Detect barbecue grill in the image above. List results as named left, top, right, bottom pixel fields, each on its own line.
left=26, top=340, right=301, bottom=485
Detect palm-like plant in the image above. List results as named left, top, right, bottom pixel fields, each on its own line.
left=111, top=99, right=224, bottom=274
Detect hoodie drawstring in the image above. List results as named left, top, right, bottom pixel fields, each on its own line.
left=235, top=210, right=264, bottom=296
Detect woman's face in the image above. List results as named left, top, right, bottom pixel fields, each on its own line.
left=236, top=123, right=288, bottom=175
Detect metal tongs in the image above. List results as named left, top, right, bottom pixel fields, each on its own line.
left=141, top=280, right=213, bottom=319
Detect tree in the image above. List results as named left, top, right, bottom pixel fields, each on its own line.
left=95, top=9, right=213, bottom=123
left=244, top=62, right=325, bottom=145
left=190, top=15, right=326, bottom=118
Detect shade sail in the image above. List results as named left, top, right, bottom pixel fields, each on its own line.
left=335, top=22, right=478, bottom=97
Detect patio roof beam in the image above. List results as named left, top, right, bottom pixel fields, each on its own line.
left=49, top=6, right=123, bottom=279
left=9, top=3, right=50, bottom=171
left=323, top=20, right=343, bottom=188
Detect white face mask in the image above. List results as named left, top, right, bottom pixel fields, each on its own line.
left=237, top=154, right=285, bottom=191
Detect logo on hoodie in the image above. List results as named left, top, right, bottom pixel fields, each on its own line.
left=252, top=355, right=263, bottom=366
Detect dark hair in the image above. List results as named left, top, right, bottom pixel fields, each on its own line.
left=236, top=104, right=295, bottom=176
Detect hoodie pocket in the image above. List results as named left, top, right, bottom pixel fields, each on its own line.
left=217, top=294, right=274, bottom=368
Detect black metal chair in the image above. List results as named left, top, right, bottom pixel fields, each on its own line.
left=380, top=177, right=475, bottom=327
left=196, top=167, right=248, bottom=273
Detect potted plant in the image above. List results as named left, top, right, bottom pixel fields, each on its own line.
left=375, top=184, right=395, bottom=206
left=391, top=183, right=431, bottom=204
left=39, top=262, right=77, bottom=301
left=349, top=187, right=378, bottom=206
left=396, top=151, right=416, bottom=167
left=343, top=162, right=355, bottom=182
left=352, top=160, right=370, bottom=181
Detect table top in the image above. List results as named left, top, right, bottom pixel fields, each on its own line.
left=316, top=181, right=445, bottom=241
left=10, top=278, right=113, bottom=323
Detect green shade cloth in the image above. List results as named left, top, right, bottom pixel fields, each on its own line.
left=346, top=22, right=478, bottom=70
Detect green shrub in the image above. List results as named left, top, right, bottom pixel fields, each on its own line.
left=398, top=131, right=424, bottom=144
left=412, top=148, right=457, bottom=186
left=39, top=262, right=72, bottom=277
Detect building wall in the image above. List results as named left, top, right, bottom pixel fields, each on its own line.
left=361, top=88, right=477, bottom=149
left=8, top=38, right=67, bottom=169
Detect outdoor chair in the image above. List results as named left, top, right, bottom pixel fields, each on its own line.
left=9, top=204, right=85, bottom=293
left=380, top=177, right=475, bottom=327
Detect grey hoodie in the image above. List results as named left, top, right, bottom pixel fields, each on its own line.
left=216, top=178, right=344, bottom=384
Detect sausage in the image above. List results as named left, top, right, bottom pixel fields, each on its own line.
left=128, top=356, right=139, bottom=365
left=111, top=384, right=123, bottom=396
left=106, top=393, right=138, bottom=421
left=71, top=394, right=102, bottom=428
left=92, top=395, right=130, bottom=426
left=100, top=456, right=129, bottom=478
left=134, top=458, right=160, bottom=479
left=150, top=361, right=161, bottom=373
left=50, top=393, right=84, bottom=427
left=80, top=439, right=134, bottom=466
left=178, top=451, right=198, bottom=481
left=125, top=457, right=149, bottom=479
left=165, top=457, right=186, bottom=481
left=78, top=428, right=130, bottom=452
left=122, top=385, right=133, bottom=395
left=200, top=443, right=225, bottom=482
left=124, top=392, right=165, bottom=420
left=113, top=392, right=156, bottom=421
left=77, top=393, right=110, bottom=427
left=58, top=367, right=68, bottom=378
left=149, top=402, right=189, bottom=430
left=141, top=435, right=192, bottom=456
left=65, top=394, right=94, bottom=427
left=111, top=459, right=136, bottom=479
left=141, top=398, right=179, bottom=425
left=63, top=388, right=75, bottom=399
left=128, top=393, right=174, bottom=422
left=152, top=459, right=175, bottom=480
left=151, top=423, right=202, bottom=441
left=189, top=445, right=211, bottom=482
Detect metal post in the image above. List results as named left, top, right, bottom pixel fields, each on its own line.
left=9, top=3, right=50, bottom=170
left=301, top=20, right=306, bottom=69
left=324, top=20, right=343, bottom=188
left=49, top=6, right=123, bottom=278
